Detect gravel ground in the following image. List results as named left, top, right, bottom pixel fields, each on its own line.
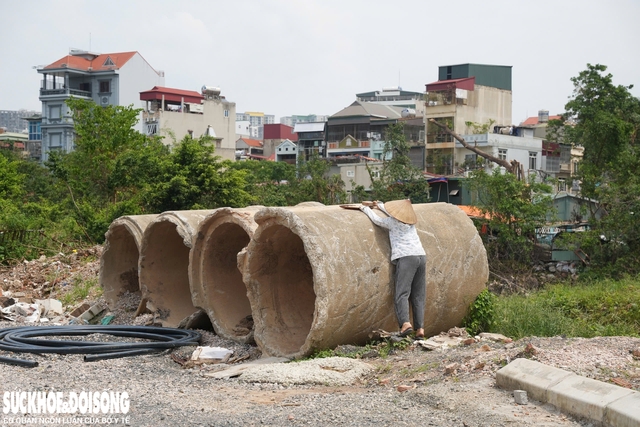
left=1, top=313, right=639, bottom=427
left=2, top=249, right=640, bottom=426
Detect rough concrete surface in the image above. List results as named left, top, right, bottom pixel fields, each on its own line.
left=100, top=214, right=158, bottom=309
left=238, top=356, right=374, bottom=386
left=138, top=210, right=215, bottom=327
left=241, top=202, right=488, bottom=359
left=189, top=206, right=263, bottom=343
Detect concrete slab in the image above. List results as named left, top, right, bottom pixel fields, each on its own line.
left=497, top=357, right=640, bottom=427
left=495, top=357, right=574, bottom=402
left=204, top=356, right=289, bottom=379
left=603, top=390, right=640, bottom=427
left=547, top=374, right=635, bottom=423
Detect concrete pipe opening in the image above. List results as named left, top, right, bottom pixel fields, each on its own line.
left=139, top=210, right=213, bottom=327
left=243, top=203, right=489, bottom=360
left=100, top=215, right=158, bottom=309
left=190, top=208, right=260, bottom=342
left=246, top=223, right=316, bottom=356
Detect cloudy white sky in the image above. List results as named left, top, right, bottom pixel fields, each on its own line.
left=2, top=0, right=638, bottom=124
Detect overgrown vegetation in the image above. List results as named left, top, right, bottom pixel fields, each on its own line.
left=490, top=275, right=640, bottom=339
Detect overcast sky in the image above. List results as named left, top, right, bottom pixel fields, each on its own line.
left=2, top=0, right=638, bottom=124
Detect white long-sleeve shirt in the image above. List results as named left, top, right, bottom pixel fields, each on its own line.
left=361, top=202, right=426, bottom=261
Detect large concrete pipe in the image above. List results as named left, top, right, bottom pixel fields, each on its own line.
left=239, top=202, right=488, bottom=359
left=189, top=206, right=263, bottom=343
left=139, top=210, right=215, bottom=327
left=100, top=214, right=159, bottom=309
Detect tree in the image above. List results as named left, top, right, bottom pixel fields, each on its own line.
left=363, top=123, right=430, bottom=203
left=466, top=168, right=553, bottom=264
left=294, top=153, right=347, bottom=205
left=144, top=135, right=253, bottom=212
left=550, top=64, right=640, bottom=274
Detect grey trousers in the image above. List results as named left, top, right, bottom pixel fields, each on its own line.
left=394, top=255, right=427, bottom=329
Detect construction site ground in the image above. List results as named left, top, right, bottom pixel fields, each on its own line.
left=1, top=248, right=639, bottom=426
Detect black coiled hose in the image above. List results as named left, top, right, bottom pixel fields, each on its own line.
left=0, top=325, right=201, bottom=368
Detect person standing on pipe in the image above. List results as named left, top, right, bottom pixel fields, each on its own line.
left=359, top=199, right=427, bottom=339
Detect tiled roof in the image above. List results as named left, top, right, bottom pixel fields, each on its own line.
left=44, top=51, right=137, bottom=71
left=239, top=138, right=263, bottom=147
left=520, top=115, right=562, bottom=126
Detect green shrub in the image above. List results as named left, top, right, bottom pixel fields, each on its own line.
left=462, top=289, right=496, bottom=336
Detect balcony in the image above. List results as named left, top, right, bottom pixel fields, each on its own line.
left=40, top=88, right=92, bottom=98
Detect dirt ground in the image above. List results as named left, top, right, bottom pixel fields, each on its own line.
left=1, top=248, right=639, bottom=426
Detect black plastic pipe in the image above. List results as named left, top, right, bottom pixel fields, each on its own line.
left=0, top=325, right=201, bottom=367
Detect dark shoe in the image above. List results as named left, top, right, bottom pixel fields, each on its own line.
left=399, top=327, right=413, bottom=338
left=414, top=334, right=425, bottom=341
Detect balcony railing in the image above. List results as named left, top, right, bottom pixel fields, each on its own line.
left=40, top=88, right=92, bottom=98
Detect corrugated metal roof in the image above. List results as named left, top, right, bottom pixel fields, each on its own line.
left=330, top=101, right=403, bottom=120
left=426, top=77, right=475, bottom=92
left=293, top=122, right=325, bottom=133
left=139, top=86, right=204, bottom=104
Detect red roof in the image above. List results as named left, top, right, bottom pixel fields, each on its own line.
left=426, top=77, right=475, bottom=92
left=44, top=51, right=137, bottom=71
left=140, top=86, right=204, bottom=104
left=239, top=138, right=263, bottom=148
left=520, top=115, right=563, bottom=126
left=263, top=124, right=298, bottom=141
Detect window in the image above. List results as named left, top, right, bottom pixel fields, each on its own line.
left=285, top=147, right=289, bottom=151
left=498, top=149, right=507, bottom=161
left=79, top=82, right=91, bottom=92
left=50, top=133, right=62, bottom=147
left=99, top=80, right=110, bottom=93
left=224, top=109, right=229, bottom=118
left=572, top=161, right=579, bottom=175
left=558, top=179, right=566, bottom=192
left=346, top=170, right=355, bottom=177
left=103, top=56, right=115, bottom=67
left=529, top=152, right=537, bottom=170
left=49, top=105, right=61, bottom=120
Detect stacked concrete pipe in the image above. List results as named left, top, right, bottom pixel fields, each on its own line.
left=100, top=214, right=159, bottom=309
left=239, top=202, right=489, bottom=359
left=189, top=206, right=263, bottom=343
left=139, top=210, right=215, bottom=327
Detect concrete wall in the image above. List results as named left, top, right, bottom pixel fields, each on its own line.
left=156, top=99, right=237, bottom=161
left=426, top=85, right=512, bottom=135
left=119, top=53, right=165, bottom=133
left=456, top=133, right=542, bottom=179
left=329, top=162, right=382, bottom=193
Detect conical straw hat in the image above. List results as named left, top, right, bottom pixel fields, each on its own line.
left=385, top=199, right=417, bottom=225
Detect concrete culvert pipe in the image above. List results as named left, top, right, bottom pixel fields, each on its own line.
left=189, top=206, right=263, bottom=343
left=100, top=215, right=159, bottom=309
left=139, top=210, right=215, bottom=328
left=239, top=202, right=488, bottom=359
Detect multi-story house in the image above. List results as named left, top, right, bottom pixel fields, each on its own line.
left=140, top=85, right=237, bottom=161
left=36, top=50, right=165, bottom=162
left=23, top=114, right=42, bottom=161
left=263, top=124, right=297, bottom=159
left=425, top=63, right=512, bottom=175
left=293, top=122, right=326, bottom=161
left=326, top=100, right=423, bottom=164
